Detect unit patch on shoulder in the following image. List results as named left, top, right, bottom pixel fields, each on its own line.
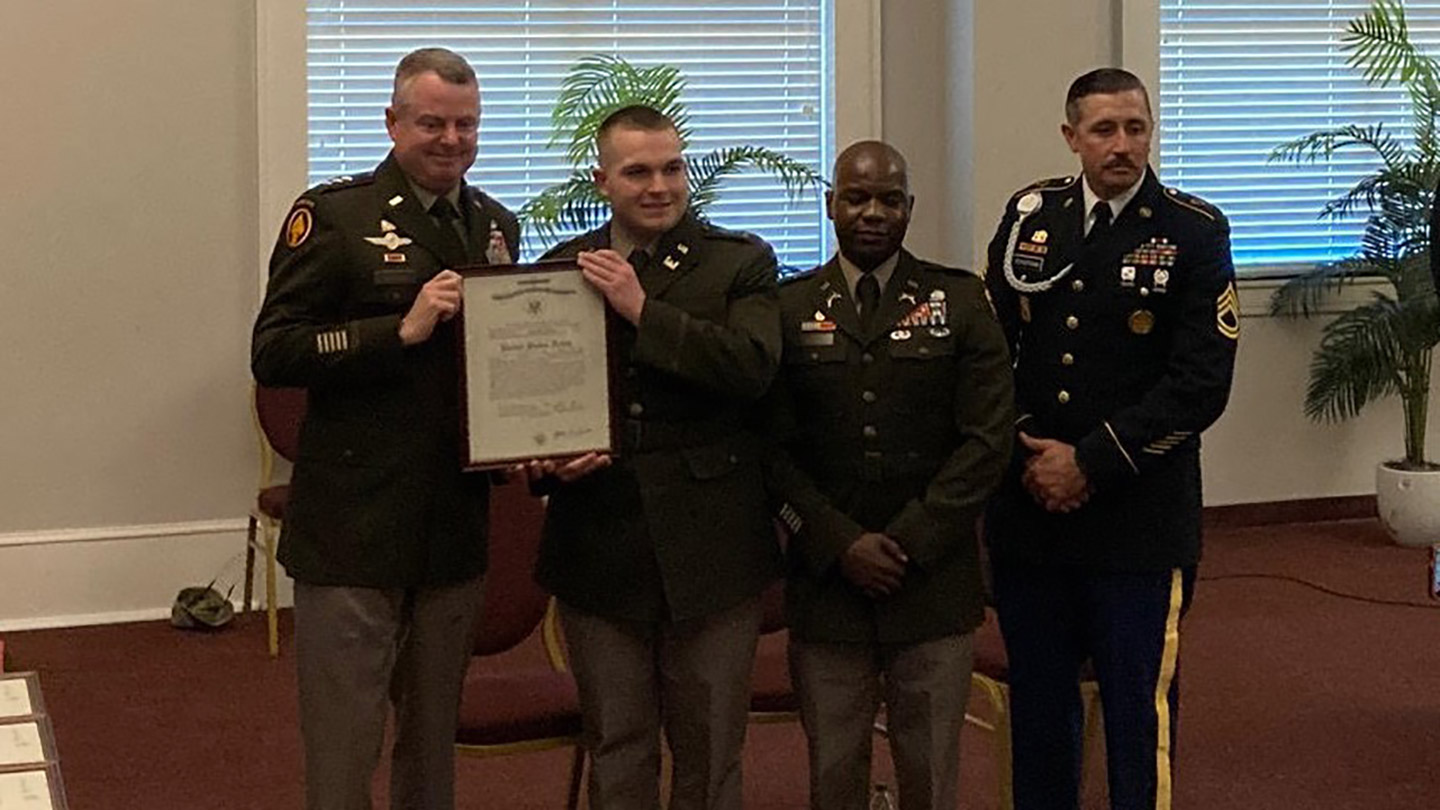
left=285, top=206, right=313, bottom=249
left=1216, top=281, right=1240, bottom=340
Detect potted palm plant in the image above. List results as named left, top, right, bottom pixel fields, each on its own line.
left=519, top=54, right=823, bottom=247
left=1270, top=0, right=1440, bottom=546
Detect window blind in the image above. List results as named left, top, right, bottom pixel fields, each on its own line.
left=1159, top=1, right=1440, bottom=272
left=306, top=1, right=832, bottom=266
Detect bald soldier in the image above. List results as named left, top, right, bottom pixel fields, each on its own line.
left=766, top=141, right=1014, bottom=810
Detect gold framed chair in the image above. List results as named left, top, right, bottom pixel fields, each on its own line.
left=244, top=384, right=306, bottom=657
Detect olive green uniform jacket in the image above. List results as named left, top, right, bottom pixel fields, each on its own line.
left=251, top=154, right=520, bottom=587
left=767, top=250, right=1015, bottom=644
left=534, top=214, right=784, bottom=622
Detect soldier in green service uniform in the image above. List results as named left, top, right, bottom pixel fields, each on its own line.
left=766, top=141, right=1015, bottom=810
left=524, top=106, right=782, bottom=810
left=251, top=48, right=518, bottom=810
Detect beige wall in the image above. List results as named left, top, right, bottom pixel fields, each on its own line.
left=0, top=1, right=261, bottom=625
left=0, top=0, right=1420, bottom=627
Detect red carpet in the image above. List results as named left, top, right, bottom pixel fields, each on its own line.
left=5, top=518, right=1439, bottom=808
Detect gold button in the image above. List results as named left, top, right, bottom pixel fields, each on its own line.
left=1061, top=353, right=1074, bottom=366
left=1071, top=279, right=1085, bottom=292
left=1065, top=315, right=1079, bottom=330
left=628, top=402, right=644, bottom=417
left=863, top=425, right=878, bottom=438
left=862, top=390, right=877, bottom=403
left=861, top=353, right=875, bottom=365
left=1057, top=390, right=1071, bottom=404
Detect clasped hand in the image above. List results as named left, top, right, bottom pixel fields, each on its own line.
left=1019, top=432, right=1090, bottom=513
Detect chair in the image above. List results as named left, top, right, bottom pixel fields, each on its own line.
left=454, top=478, right=586, bottom=810
left=245, top=384, right=307, bottom=657
left=748, top=578, right=798, bottom=724
left=966, top=609, right=1103, bottom=810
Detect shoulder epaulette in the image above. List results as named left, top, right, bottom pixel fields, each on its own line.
left=1012, top=175, right=1077, bottom=198
left=312, top=172, right=376, bottom=195
left=1161, top=186, right=1222, bottom=222
left=701, top=221, right=765, bottom=245
left=917, top=260, right=975, bottom=278
left=779, top=266, right=821, bottom=286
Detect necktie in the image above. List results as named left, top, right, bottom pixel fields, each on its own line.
left=857, top=272, right=881, bottom=331
left=429, top=197, right=471, bottom=260
left=1087, top=200, right=1112, bottom=244
left=628, top=248, right=651, bottom=272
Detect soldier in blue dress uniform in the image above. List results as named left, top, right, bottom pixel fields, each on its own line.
left=981, top=68, right=1240, bottom=810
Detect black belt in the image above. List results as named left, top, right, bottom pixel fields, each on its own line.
left=622, top=418, right=742, bottom=453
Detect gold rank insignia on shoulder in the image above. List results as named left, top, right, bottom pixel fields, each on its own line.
left=1032, top=230, right=1048, bottom=244
left=284, top=206, right=313, bottom=248
left=388, top=195, right=404, bottom=207
left=1216, top=281, right=1240, bottom=340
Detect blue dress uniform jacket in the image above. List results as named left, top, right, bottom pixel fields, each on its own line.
left=982, top=168, right=1239, bottom=571
left=534, top=214, right=784, bottom=622
left=251, top=154, right=520, bottom=587
left=767, top=251, right=1015, bottom=644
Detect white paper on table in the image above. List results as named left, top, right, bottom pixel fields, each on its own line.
left=0, top=680, right=33, bottom=719
left=0, top=723, right=45, bottom=767
left=0, top=769, right=53, bottom=809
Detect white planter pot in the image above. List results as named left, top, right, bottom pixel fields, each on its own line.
left=1375, top=463, right=1440, bottom=547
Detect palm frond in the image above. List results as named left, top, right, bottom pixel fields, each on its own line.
left=1270, top=257, right=1376, bottom=318
left=1305, top=294, right=1408, bottom=421
left=517, top=172, right=608, bottom=243
left=1270, top=124, right=1408, bottom=173
left=550, top=55, right=691, bottom=165
left=687, top=146, right=826, bottom=214
left=1344, top=0, right=1439, bottom=90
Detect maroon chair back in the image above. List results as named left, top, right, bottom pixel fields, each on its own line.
left=255, top=385, right=308, bottom=462
left=471, top=479, right=550, bottom=656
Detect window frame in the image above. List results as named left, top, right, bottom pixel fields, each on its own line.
left=254, top=0, right=882, bottom=288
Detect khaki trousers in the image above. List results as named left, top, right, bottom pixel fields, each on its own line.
left=790, top=633, right=974, bottom=810
left=294, top=576, right=485, bottom=810
left=560, top=598, right=763, bottom=810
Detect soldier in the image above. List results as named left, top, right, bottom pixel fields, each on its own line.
left=981, top=68, right=1239, bottom=810
left=525, top=105, right=782, bottom=810
left=251, top=48, right=518, bottom=810
left=767, top=141, right=1014, bottom=810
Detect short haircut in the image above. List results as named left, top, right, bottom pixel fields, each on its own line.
left=595, top=105, right=678, bottom=160
left=392, top=47, right=477, bottom=107
left=1065, top=68, right=1150, bottom=124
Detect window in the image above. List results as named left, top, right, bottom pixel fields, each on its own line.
left=1158, top=1, right=1440, bottom=272
left=306, top=0, right=832, bottom=267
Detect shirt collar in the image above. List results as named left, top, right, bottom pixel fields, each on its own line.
left=1082, top=168, right=1147, bottom=229
left=608, top=222, right=663, bottom=263
left=837, top=250, right=901, bottom=303
left=407, top=179, right=463, bottom=216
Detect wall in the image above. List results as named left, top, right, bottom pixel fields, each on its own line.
left=0, top=1, right=265, bottom=628
left=0, top=0, right=1420, bottom=629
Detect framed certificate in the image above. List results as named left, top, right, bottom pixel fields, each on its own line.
left=0, top=766, right=68, bottom=810
left=0, top=674, right=43, bottom=721
left=455, top=259, right=620, bottom=470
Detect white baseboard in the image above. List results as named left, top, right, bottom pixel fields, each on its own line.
left=0, top=519, right=294, bottom=631
left=0, top=518, right=249, bottom=548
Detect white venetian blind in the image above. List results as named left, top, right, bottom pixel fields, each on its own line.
left=306, top=1, right=832, bottom=267
left=1159, top=1, right=1440, bottom=273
